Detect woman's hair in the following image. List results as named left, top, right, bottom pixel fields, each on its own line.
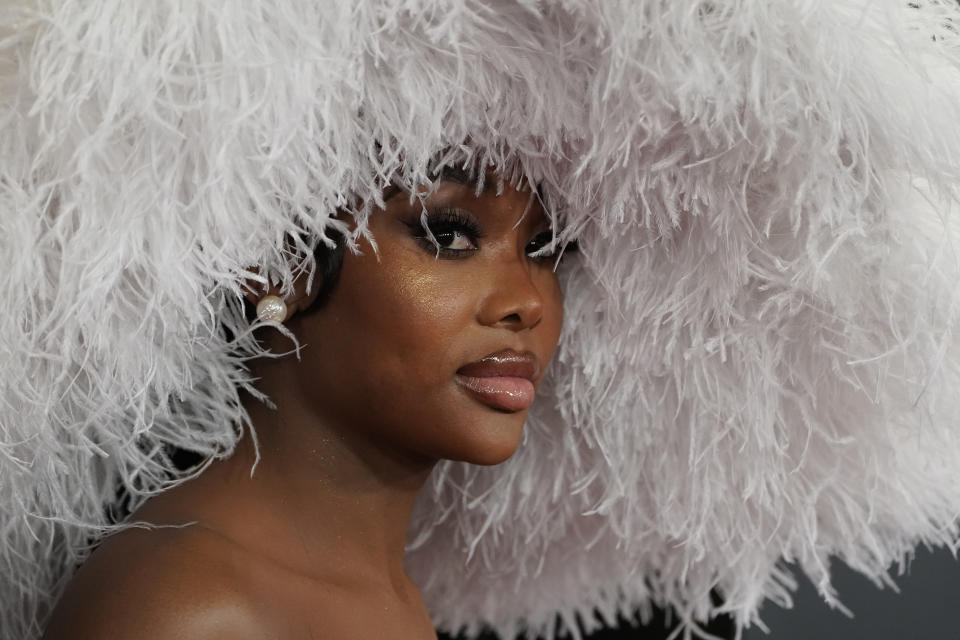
left=303, top=227, right=348, bottom=314
left=242, top=226, right=347, bottom=322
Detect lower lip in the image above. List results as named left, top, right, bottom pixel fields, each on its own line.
left=454, top=375, right=536, bottom=412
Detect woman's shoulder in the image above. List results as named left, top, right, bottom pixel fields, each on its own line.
left=43, top=518, right=436, bottom=639
left=42, top=524, right=274, bottom=640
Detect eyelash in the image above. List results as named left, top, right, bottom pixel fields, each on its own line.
left=403, top=207, right=578, bottom=262
left=403, top=207, right=484, bottom=259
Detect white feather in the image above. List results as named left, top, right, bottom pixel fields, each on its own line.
left=2, top=1, right=960, bottom=638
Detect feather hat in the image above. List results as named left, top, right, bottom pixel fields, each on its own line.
left=2, top=1, right=960, bottom=638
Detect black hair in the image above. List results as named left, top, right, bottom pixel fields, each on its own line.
left=241, top=226, right=347, bottom=323
left=301, top=226, right=347, bottom=314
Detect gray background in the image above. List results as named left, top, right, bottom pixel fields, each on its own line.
left=742, top=547, right=960, bottom=640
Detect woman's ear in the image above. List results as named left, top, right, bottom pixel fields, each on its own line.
left=242, top=265, right=323, bottom=324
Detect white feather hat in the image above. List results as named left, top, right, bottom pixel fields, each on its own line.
left=2, top=1, right=960, bottom=638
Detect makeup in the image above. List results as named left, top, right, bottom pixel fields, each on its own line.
left=454, top=349, right=539, bottom=412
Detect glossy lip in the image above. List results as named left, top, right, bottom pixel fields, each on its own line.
left=454, top=349, right=541, bottom=413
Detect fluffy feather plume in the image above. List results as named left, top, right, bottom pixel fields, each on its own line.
left=2, top=1, right=960, bottom=638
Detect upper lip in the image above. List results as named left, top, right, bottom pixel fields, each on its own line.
left=455, top=349, right=540, bottom=381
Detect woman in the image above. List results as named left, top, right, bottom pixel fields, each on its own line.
left=42, top=165, right=570, bottom=639
left=5, top=2, right=960, bottom=639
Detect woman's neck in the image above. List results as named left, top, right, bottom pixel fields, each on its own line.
left=136, top=352, right=437, bottom=600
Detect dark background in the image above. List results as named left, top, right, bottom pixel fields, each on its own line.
left=438, top=607, right=734, bottom=640
left=742, top=547, right=960, bottom=640
left=437, top=547, right=960, bottom=639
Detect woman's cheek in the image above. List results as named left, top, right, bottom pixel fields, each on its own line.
left=391, top=265, right=474, bottom=336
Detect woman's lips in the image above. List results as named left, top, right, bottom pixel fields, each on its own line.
left=454, top=375, right=536, bottom=412
left=454, top=350, right=539, bottom=413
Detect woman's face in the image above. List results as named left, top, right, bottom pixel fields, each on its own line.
left=287, top=168, right=565, bottom=466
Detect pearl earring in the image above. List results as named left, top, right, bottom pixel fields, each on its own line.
left=256, top=295, right=288, bottom=323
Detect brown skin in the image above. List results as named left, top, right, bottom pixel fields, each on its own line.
left=43, top=172, right=564, bottom=639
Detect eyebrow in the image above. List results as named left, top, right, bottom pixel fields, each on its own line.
left=432, top=165, right=547, bottom=203
left=384, top=165, right=547, bottom=208
left=431, top=164, right=494, bottom=194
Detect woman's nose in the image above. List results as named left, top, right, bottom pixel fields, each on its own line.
left=476, top=259, right=544, bottom=331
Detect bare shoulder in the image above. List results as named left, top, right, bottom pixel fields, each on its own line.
left=43, top=524, right=274, bottom=640
left=44, top=519, right=436, bottom=640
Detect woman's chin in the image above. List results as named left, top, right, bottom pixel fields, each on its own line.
left=462, top=445, right=519, bottom=466
left=449, top=417, right=526, bottom=466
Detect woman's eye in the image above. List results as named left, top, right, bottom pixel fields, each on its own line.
left=525, top=231, right=552, bottom=257
left=403, top=207, right=483, bottom=258
left=433, top=228, right=477, bottom=251
left=526, top=231, right=579, bottom=262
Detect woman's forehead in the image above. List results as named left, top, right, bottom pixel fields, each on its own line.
left=431, top=163, right=496, bottom=195
left=381, top=164, right=549, bottom=226
left=430, top=165, right=549, bottom=221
